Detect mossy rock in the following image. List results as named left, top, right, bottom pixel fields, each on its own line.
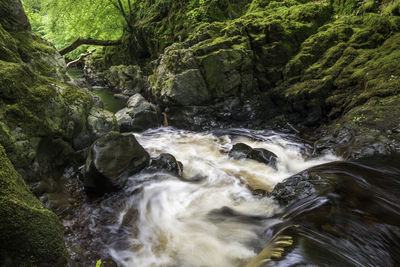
left=0, top=23, right=20, bottom=62
left=0, top=144, right=67, bottom=266
left=0, top=0, right=30, bottom=32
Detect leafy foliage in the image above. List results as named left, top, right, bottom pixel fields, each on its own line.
left=22, top=0, right=128, bottom=58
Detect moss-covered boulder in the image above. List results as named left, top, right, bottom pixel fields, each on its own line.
left=149, top=43, right=211, bottom=106
left=105, top=65, right=147, bottom=95
left=0, top=0, right=30, bottom=32
left=148, top=1, right=332, bottom=106
left=0, top=145, right=67, bottom=266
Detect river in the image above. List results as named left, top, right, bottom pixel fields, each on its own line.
left=60, top=70, right=399, bottom=266
left=64, top=127, right=341, bottom=266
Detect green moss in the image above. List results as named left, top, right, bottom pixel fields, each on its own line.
left=0, top=144, right=67, bottom=266
left=0, top=60, right=34, bottom=102
left=271, top=9, right=400, bottom=124
left=0, top=24, right=20, bottom=62
left=12, top=31, right=54, bottom=60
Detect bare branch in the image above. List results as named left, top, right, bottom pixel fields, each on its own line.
left=66, top=49, right=96, bottom=70
left=59, top=38, right=122, bottom=55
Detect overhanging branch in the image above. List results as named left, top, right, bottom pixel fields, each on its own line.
left=59, top=38, right=122, bottom=56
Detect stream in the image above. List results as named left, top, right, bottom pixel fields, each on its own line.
left=61, top=70, right=400, bottom=266
left=63, top=127, right=342, bottom=266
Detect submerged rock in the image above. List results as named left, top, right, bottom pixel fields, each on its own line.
left=115, top=93, right=161, bottom=132
left=147, top=153, right=183, bottom=177
left=229, top=143, right=277, bottom=169
left=82, top=132, right=150, bottom=194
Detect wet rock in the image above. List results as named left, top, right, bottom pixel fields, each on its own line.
left=164, top=106, right=218, bottom=131
left=147, top=153, right=183, bottom=177
left=115, top=93, right=161, bottom=132
left=101, top=258, right=118, bottom=267
left=229, top=143, right=277, bottom=168
left=82, top=132, right=150, bottom=194
left=113, top=93, right=130, bottom=101
left=270, top=170, right=327, bottom=206
left=87, top=106, right=119, bottom=141
left=315, top=124, right=395, bottom=160
left=105, top=65, right=146, bottom=95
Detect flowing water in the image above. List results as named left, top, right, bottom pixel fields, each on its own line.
left=66, top=127, right=339, bottom=266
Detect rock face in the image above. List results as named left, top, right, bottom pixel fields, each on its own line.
left=148, top=38, right=255, bottom=107
left=105, top=65, right=146, bottom=95
left=229, top=143, right=277, bottom=168
left=0, top=145, right=67, bottom=266
left=115, top=93, right=161, bottom=132
left=148, top=153, right=183, bottom=177
left=149, top=43, right=211, bottom=106
left=143, top=0, right=400, bottom=158
left=82, top=132, right=150, bottom=194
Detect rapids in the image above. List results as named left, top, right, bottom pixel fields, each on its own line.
left=73, top=127, right=337, bottom=267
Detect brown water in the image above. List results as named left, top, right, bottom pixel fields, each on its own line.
left=61, top=128, right=400, bottom=266
left=63, top=128, right=337, bottom=266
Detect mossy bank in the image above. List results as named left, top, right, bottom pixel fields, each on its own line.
left=0, top=0, right=119, bottom=265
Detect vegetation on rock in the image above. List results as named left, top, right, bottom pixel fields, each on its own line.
left=0, top=144, right=67, bottom=266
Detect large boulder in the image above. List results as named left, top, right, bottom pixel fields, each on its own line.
left=0, top=145, right=67, bottom=266
left=82, top=132, right=150, bottom=194
left=105, top=65, right=146, bottom=95
left=115, top=93, right=161, bottom=132
left=229, top=143, right=278, bottom=169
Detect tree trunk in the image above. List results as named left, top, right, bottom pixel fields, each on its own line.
left=59, top=38, right=122, bottom=56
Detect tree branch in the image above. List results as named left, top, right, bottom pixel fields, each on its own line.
left=59, top=38, right=122, bottom=56
left=66, top=49, right=96, bottom=70
left=108, top=0, right=133, bottom=32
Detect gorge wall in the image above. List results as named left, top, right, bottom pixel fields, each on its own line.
left=89, top=0, right=400, bottom=158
